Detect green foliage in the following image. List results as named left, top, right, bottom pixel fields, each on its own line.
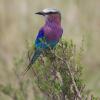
left=0, top=84, right=13, bottom=96
left=0, top=39, right=99, bottom=100
left=25, top=39, right=86, bottom=99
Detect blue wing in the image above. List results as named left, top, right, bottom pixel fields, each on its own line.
left=35, top=29, right=44, bottom=44
left=23, top=29, right=45, bottom=75
left=35, top=28, right=48, bottom=49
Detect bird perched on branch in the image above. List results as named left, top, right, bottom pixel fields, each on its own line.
left=24, top=8, right=63, bottom=74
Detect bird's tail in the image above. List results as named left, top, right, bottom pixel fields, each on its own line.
left=23, top=50, right=42, bottom=76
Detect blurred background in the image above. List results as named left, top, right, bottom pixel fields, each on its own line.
left=0, top=0, right=100, bottom=99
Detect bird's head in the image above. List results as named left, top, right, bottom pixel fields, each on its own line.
left=35, top=8, right=61, bottom=26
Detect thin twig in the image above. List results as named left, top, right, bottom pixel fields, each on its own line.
left=53, top=52, right=82, bottom=100
left=44, top=41, right=82, bottom=99
left=45, top=45, right=80, bottom=99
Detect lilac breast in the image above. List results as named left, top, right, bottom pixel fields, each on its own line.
left=44, top=26, right=63, bottom=41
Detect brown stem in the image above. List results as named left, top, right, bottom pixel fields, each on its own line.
left=49, top=47, right=82, bottom=100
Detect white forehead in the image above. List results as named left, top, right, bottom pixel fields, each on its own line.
left=43, top=8, right=59, bottom=13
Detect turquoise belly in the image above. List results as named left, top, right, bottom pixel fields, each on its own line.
left=36, top=40, right=58, bottom=49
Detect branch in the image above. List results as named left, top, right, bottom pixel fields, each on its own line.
left=50, top=49, right=82, bottom=100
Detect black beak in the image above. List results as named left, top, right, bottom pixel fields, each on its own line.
left=35, top=11, right=45, bottom=16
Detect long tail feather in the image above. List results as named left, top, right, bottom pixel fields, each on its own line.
left=23, top=50, right=42, bottom=76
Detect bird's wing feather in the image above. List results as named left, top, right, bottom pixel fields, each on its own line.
left=35, top=28, right=46, bottom=49
left=22, top=28, right=46, bottom=76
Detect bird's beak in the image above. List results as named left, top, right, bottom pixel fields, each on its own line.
left=35, top=11, right=45, bottom=16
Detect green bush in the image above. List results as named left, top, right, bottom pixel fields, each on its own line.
left=0, top=39, right=99, bottom=100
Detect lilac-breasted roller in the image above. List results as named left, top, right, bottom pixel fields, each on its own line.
left=24, top=8, right=63, bottom=74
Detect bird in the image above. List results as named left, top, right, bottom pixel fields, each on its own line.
left=24, top=8, right=63, bottom=75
